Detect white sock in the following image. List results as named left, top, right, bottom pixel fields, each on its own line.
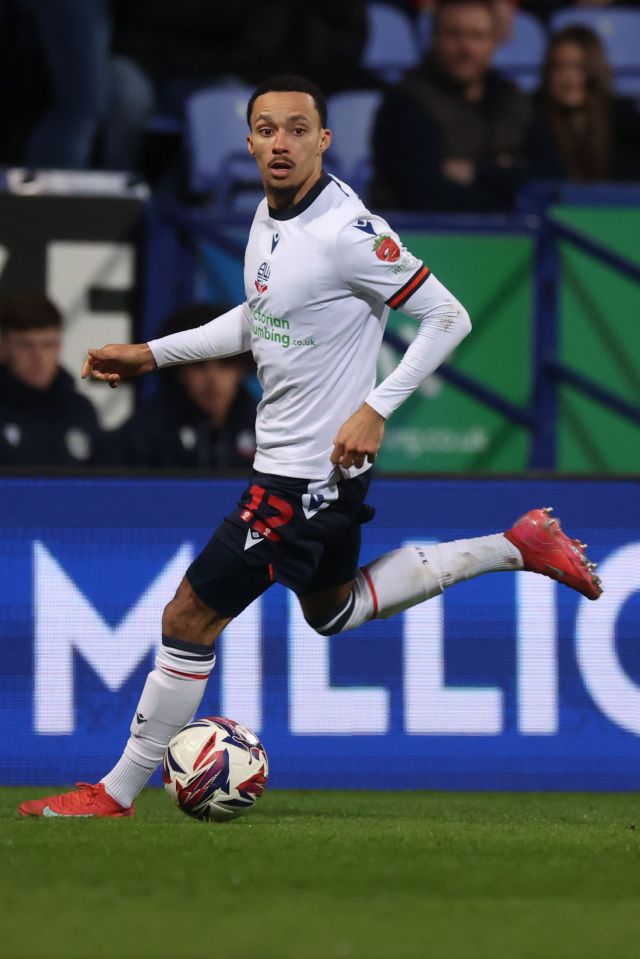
left=101, top=639, right=215, bottom=807
left=313, top=534, right=522, bottom=635
left=431, top=533, right=523, bottom=588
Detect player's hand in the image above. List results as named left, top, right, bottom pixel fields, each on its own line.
left=81, top=343, right=157, bottom=389
left=331, top=403, right=385, bottom=470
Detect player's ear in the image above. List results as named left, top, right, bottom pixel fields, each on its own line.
left=247, top=134, right=255, bottom=157
left=319, top=127, right=332, bottom=155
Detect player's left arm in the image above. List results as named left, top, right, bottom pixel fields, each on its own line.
left=365, top=268, right=471, bottom=419
left=331, top=219, right=471, bottom=468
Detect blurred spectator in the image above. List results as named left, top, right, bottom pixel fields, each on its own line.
left=371, top=0, right=530, bottom=212
left=258, top=2, right=373, bottom=94
left=115, top=304, right=257, bottom=470
left=104, top=1, right=247, bottom=174
left=524, top=26, right=640, bottom=181
left=0, top=0, right=50, bottom=166
left=389, top=0, right=516, bottom=40
left=0, top=294, right=107, bottom=466
left=13, top=0, right=111, bottom=169
left=103, top=1, right=373, bottom=176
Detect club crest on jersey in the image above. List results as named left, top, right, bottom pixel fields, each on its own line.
left=373, top=234, right=401, bottom=263
left=255, top=261, right=271, bottom=294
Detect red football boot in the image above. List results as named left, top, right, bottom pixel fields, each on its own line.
left=19, top=782, right=134, bottom=818
left=505, top=506, right=602, bottom=600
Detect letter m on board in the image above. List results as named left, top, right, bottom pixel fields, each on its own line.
left=33, top=541, right=193, bottom=734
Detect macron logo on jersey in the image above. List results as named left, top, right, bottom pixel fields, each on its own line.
left=302, top=483, right=338, bottom=519
left=354, top=219, right=377, bottom=236
left=302, top=493, right=327, bottom=519
left=244, top=529, right=264, bottom=551
left=271, top=232, right=280, bottom=253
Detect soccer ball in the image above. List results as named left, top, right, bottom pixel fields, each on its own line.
left=163, top=716, right=269, bottom=821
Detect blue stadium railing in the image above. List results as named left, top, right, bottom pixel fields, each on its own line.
left=143, top=184, right=640, bottom=470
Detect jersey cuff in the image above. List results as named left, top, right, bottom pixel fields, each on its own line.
left=386, top=264, right=431, bottom=310
left=147, top=338, right=165, bottom=368
left=364, top=393, right=391, bottom=420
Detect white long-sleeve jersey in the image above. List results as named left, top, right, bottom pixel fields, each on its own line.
left=149, top=174, right=471, bottom=479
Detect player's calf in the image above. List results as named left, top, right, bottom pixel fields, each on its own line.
left=162, top=577, right=230, bottom=647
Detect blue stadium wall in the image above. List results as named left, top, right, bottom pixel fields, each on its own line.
left=1, top=475, right=639, bottom=791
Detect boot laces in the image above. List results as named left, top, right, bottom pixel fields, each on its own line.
left=58, top=782, right=102, bottom=809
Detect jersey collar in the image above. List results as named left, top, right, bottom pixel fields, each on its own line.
left=267, top=172, right=332, bottom=221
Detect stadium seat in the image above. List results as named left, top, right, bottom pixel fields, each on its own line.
left=363, top=2, right=421, bottom=82
left=493, top=11, right=547, bottom=92
left=185, top=84, right=255, bottom=199
left=415, top=8, right=433, bottom=52
left=328, top=90, right=383, bottom=196
left=550, top=7, right=640, bottom=97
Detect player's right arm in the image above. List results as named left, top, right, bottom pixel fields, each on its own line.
left=81, top=342, right=157, bottom=388
left=82, top=303, right=251, bottom=389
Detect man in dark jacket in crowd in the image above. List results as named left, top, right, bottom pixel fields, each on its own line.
left=114, top=303, right=257, bottom=470
left=0, top=294, right=106, bottom=466
left=372, top=0, right=531, bottom=212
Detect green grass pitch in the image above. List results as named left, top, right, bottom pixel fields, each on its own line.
left=2, top=788, right=640, bottom=959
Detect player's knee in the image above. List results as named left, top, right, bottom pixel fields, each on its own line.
left=304, top=614, right=341, bottom=636
left=303, top=600, right=352, bottom=636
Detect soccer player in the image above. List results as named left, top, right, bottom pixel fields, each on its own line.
left=19, top=75, right=602, bottom=818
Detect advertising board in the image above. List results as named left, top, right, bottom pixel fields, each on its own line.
left=1, top=476, right=638, bottom=790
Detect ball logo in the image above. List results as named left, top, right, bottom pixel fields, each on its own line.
left=373, top=235, right=401, bottom=263
left=255, top=261, right=271, bottom=294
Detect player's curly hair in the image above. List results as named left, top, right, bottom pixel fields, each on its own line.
left=247, top=75, right=328, bottom=129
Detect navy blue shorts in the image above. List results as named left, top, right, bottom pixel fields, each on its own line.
left=186, top=470, right=374, bottom=617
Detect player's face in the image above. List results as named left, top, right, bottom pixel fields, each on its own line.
left=247, top=91, right=331, bottom=206
left=548, top=43, right=588, bottom=109
left=0, top=327, right=61, bottom=390
left=433, top=4, right=497, bottom=86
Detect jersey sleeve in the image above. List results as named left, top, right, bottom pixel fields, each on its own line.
left=148, top=303, right=251, bottom=367
left=335, top=215, right=431, bottom=308
left=364, top=272, right=471, bottom=419
left=335, top=216, right=472, bottom=420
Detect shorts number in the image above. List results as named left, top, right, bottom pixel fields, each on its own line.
left=241, top=484, right=294, bottom=542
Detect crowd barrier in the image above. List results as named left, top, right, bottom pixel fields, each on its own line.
left=2, top=474, right=638, bottom=791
